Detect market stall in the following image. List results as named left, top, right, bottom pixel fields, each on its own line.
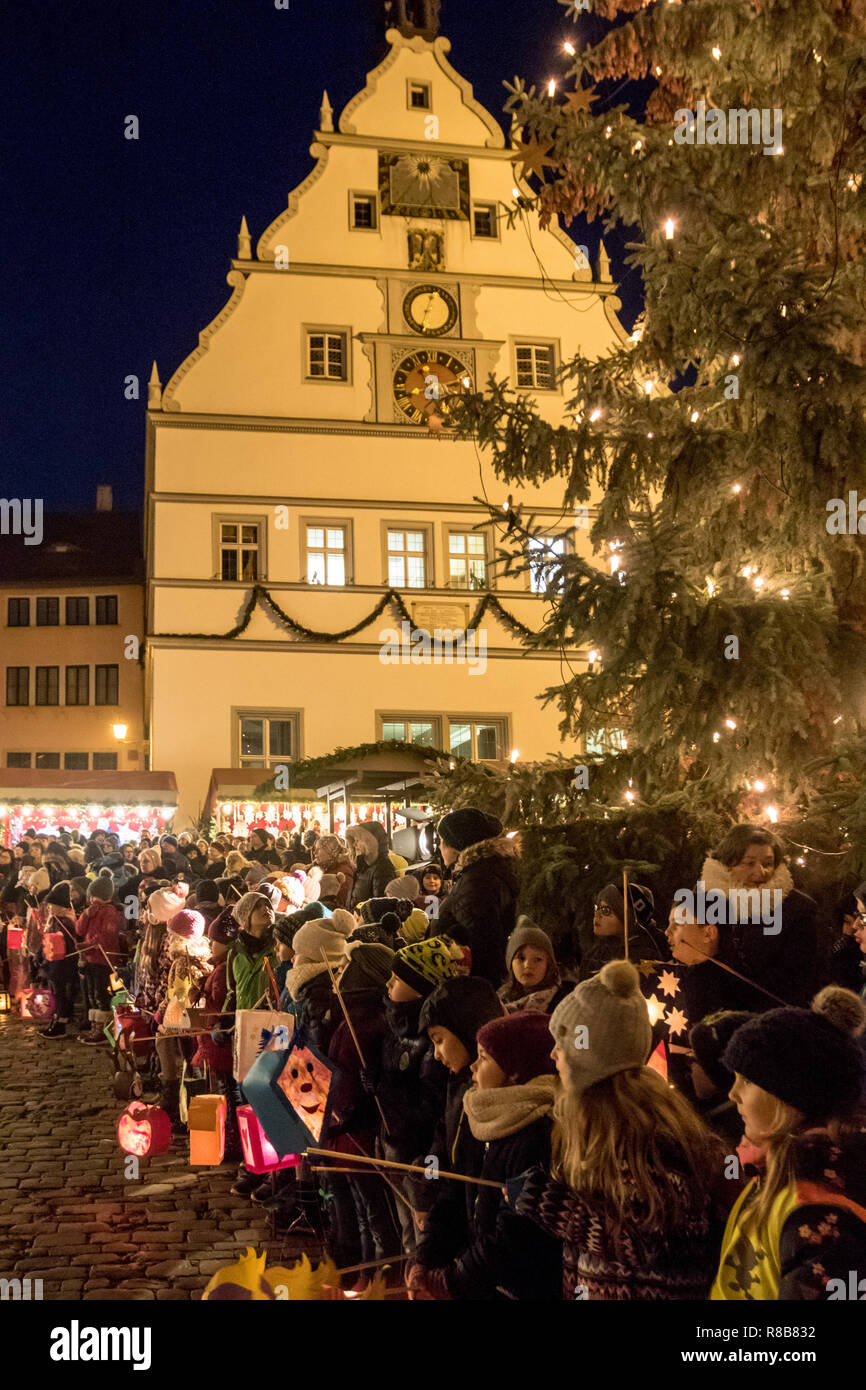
left=0, top=770, right=178, bottom=846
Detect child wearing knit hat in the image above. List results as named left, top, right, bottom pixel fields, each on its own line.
left=514, top=960, right=725, bottom=1300
left=499, top=917, right=571, bottom=1014
left=74, top=872, right=125, bottom=1044
left=711, top=991, right=866, bottom=1301
left=387, top=935, right=462, bottom=1003
left=408, top=1011, right=561, bottom=1301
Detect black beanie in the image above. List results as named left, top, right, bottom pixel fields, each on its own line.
left=689, top=1011, right=754, bottom=1093
left=361, top=897, right=412, bottom=925
left=274, top=902, right=324, bottom=947
left=437, top=808, right=502, bottom=853
left=341, top=944, right=395, bottom=993
left=722, top=1007, right=866, bottom=1122
left=45, top=882, right=73, bottom=910
left=194, top=879, right=220, bottom=904
left=419, top=976, right=504, bottom=1054
left=600, top=881, right=656, bottom=933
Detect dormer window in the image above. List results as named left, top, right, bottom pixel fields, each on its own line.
left=408, top=80, right=431, bottom=111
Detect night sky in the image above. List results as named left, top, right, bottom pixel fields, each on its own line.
left=4, top=0, right=643, bottom=513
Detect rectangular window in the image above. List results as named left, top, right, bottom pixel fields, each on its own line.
left=35, top=666, right=59, bottom=706
left=306, top=524, right=347, bottom=586
left=94, top=664, right=119, bottom=705
left=219, top=521, right=261, bottom=582
left=65, top=596, right=89, bottom=625
left=6, top=667, right=29, bottom=706
left=6, top=752, right=31, bottom=768
left=35, top=752, right=61, bottom=770
left=64, top=752, right=89, bottom=770
left=92, top=752, right=118, bottom=771
left=65, top=665, right=90, bottom=706
left=350, top=194, right=377, bottom=230
left=448, top=531, right=487, bottom=589
left=7, top=598, right=29, bottom=627
left=381, top=718, right=440, bottom=747
left=448, top=718, right=506, bottom=762
left=472, top=202, right=498, bottom=238
left=528, top=534, right=572, bottom=594
left=408, top=80, right=431, bottom=110
left=306, top=330, right=347, bottom=381
left=515, top=342, right=556, bottom=390
left=237, top=713, right=298, bottom=768
left=387, top=529, right=427, bottom=589
left=36, top=597, right=59, bottom=626
left=95, top=595, right=118, bottom=625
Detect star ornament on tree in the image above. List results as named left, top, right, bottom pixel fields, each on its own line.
left=563, top=84, right=598, bottom=116
left=513, top=135, right=556, bottom=181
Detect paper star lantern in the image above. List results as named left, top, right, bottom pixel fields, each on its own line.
left=667, top=1007, right=689, bottom=1038
left=645, top=993, right=666, bottom=1027
left=513, top=135, right=556, bottom=180
left=635, top=959, right=662, bottom=978
left=563, top=85, right=598, bottom=115
left=658, top=969, right=680, bottom=999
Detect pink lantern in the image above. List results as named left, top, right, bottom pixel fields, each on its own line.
left=237, top=1104, right=301, bottom=1175
left=21, top=988, right=55, bottom=1020
left=118, top=1101, right=172, bottom=1157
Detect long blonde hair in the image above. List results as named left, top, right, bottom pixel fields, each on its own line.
left=553, top=1067, right=724, bottom=1230
left=737, top=1102, right=862, bottom=1237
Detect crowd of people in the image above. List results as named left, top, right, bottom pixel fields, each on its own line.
left=1, top=809, right=865, bottom=1300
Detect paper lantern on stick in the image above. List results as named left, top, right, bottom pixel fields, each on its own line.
left=0, top=991, right=11, bottom=1012
left=21, top=988, right=55, bottom=1021
left=117, top=1101, right=172, bottom=1157
left=188, top=1094, right=227, bottom=1166
left=236, top=1104, right=301, bottom=1174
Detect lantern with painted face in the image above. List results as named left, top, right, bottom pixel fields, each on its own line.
left=117, top=1101, right=172, bottom=1157
left=277, top=1045, right=333, bottom=1144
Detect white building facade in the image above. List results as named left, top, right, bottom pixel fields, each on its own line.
left=145, top=23, right=625, bottom=825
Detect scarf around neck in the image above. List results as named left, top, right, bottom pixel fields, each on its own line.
left=463, top=1074, right=558, bottom=1141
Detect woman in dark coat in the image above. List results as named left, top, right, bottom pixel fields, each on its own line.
left=247, top=829, right=281, bottom=869
left=346, top=821, right=394, bottom=909
left=431, top=809, right=520, bottom=987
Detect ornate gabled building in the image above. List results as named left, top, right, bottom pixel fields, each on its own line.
left=144, top=15, right=626, bottom=826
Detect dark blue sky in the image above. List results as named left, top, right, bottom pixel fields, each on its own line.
left=3, top=0, right=642, bottom=512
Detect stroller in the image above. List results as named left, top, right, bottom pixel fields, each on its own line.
left=108, top=993, right=160, bottom=1100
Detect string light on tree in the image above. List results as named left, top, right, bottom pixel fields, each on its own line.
left=563, top=41, right=576, bottom=55
left=548, top=79, right=556, bottom=96
left=664, top=218, right=675, bottom=240
left=765, top=805, right=779, bottom=824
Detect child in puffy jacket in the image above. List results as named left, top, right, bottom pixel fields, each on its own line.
left=75, top=871, right=124, bottom=1044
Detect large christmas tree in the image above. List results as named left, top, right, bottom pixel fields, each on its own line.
left=439, top=0, right=866, bottom=930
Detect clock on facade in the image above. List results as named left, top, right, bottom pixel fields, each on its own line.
left=402, top=284, right=458, bottom=336
left=392, top=348, right=472, bottom=425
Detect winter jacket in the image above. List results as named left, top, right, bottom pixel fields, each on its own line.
left=225, top=931, right=277, bottom=1013
left=74, top=900, right=123, bottom=966
left=516, top=1144, right=722, bottom=1300
left=324, top=987, right=389, bottom=1160
left=317, top=857, right=355, bottom=908
left=412, top=1067, right=486, bottom=1268
left=431, top=836, right=520, bottom=986
left=376, top=997, right=448, bottom=1163
left=712, top=1119, right=866, bottom=1300
left=499, top=980, right=574, bottom=1015
left=827, top=934, right=864, bottom=994
left=437, top=1077, right=562, bottom=1300
left=283, top=961, right=337, bottom=1054
left=192, top=959, right=233, bottom=1074
left=578, top=930, right=659, bottom=983
left=678, top=946, right=771, bottom=1028
left=160, top=849, right=195, bottom=881
left=699, top=857, right=821, bottom=1006
left=249, top=845, right=281, bottom=869
left=348, top=823, right=394, bottom=909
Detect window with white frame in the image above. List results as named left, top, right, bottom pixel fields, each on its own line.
left=472, top=202, right=498, bottom=238
left=528, top=534, right=572, bottom=594
left=219, top=521, right=262, bottom=582
left=237, top=712, right=299, bottom=768
left=306, top=525, right=347, bottom=586
left=350, top=193, right=377, bottom=230
left=515, top=342, right=556, bottom=390
left=306, top=330, right=348, bottom=380
left=380, top=717, right=441, bottom=747
left=387, top=529, right=427, bottom=588
left=447, top=531, right=487, bottom=589
left=448, top=719, right=506, bottom=762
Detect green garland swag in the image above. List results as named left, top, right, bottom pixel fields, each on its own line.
left=144, top=583, right=542, bottom=649
left=250, top=738, right=456, bottom=801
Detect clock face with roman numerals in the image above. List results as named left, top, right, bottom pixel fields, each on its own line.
left=392, top=349, right=472, bottom=425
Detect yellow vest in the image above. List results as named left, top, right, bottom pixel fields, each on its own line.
left=711, top=1178, right=800, bottom=1300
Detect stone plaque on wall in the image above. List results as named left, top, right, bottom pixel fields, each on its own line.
left=411, top=601, right=470, bottom=632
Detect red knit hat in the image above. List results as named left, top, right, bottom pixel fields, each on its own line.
left=476, top=1011, right=557, bottom=1085
left=167, top=908, right=205, bottom=940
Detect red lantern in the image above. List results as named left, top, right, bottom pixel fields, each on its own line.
left=7, top=926, right=24, bottom=951
left=21, top=988, right=55, bottom=1020
left=117, top=1101, right=172, bottom=1157
left=188, top=1094, right=227, bottom=1165
left=237, top=1104, right=300, bottom=1175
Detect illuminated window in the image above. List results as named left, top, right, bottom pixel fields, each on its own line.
left=448, top=531, right=487, bottom=589
left=387, top=529, right=427, bottom=588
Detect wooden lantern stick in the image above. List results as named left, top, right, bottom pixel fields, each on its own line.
left=622, top=868, right=629, bottom=962
left=320, top=950, right=391, bottom=1137
left=307, top=1146, right=504, bottom=1190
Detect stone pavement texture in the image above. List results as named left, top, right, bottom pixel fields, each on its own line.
left=0, top=1012, right=320, bottom=1301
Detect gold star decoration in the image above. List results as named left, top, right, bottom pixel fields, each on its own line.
left=563, top=84, right=598, bottom=116
left=635, top=959, right=663, bottom=978
left=667, top=1007, right=689, bottom=1038
left=645, top=994, right=666, bottom=1028
left=658, top=969, right=680, bottom=999
left=512, top=135, right=556, bottom=181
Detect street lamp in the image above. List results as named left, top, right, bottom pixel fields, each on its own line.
left=112, top=723, right=128, bottom=741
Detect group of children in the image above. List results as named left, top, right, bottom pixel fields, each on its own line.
left=2, top=815, right=865, bottom=1299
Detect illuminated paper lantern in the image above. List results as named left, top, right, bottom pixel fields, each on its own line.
left=0, top=991, right=11, bottom=1012
left=117, top=1101, right=172, bottom=1157
left=7, top=926, right=24, bottom=951
left=21, top=988, right=55, bottom=1021
left=236, top=1104, right=300, bottom=1175
left=188, top=1094, right=227, bottom=1165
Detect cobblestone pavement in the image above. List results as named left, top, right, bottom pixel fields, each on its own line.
left=0, top=1012, right=321, bottom=1301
